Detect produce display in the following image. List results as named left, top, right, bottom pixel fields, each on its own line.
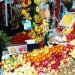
left=14, top=64, right=38, bottom=75
left=1, top=0, right=75, bottom=75
left=11, top=32, right=32, bottom=44
left=2, top=53, right=40, bottom=75
left=67, top=30, right=75, bottom=42
left=2, top=44, right=74, bottom=75
left=2, top=45, right=72, bottom=75
left=2, top=54, right=25, bottom=72
left=21, top=0, right=50, bottom=44
left=58, top=57, right=75, bottom=75
left=3, top=13, right=75, bottom=74
left=25, top=45, right=64, bottom=62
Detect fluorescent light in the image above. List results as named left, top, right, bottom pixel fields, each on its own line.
left=0, top=0, right=3, bottom=2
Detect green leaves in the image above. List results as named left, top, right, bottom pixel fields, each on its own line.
left=0, top=30, right=11, bottom=46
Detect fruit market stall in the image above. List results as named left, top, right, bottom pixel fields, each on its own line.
left=2, top=12, right=75, bottom=75
left=1, top=0, right=75, bottom=75
left=1, top=44, right=75, bottom=75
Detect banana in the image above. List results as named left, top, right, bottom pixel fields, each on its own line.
left=34, top=0, right=42, bottom=5
left=34, top=0, right=37, bottom=4
left=36, top=6, right=40, bottom=13
left=37, top=0, right=39, bottom=4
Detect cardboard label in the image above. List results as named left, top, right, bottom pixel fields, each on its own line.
left=7, top=44, right=27, bottom=55
left=22, top=19, right=32, bottom=30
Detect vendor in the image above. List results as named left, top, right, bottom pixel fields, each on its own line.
left=55, top=27, right=67, bottom=42
left=50, top=27, right=67, bottom=43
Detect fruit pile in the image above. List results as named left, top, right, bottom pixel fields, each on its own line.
left=58, top=57, right=75, bottom=75
left=26, top=46, right=50, bottom=62
left=2, top=54, right=25, bottom=72
left=24, top=45, right=67, bottom=73
left=15, top=64, right=38, bottom=75
left=31, top=45, right=75, bottom=73
left=66, top=31, right=75, bottom=42
left=2, top=45, right=64, bottom=72
left=25, top=45, right=64, bottom=62
left=12, top=32, right=32, bottom=44
left=3, top=57, right=75, bottom=75
left=3, top=62, right=39, bottom=75
left=34, top=0, right=43, bottom=5
left=31, top=53, right=64, bottom=73
left=2, top=44, right=75, bottom=75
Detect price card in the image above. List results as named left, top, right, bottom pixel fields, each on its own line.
left=22, top=19, right=32, bottom=30
left=7, top=44, right=27, bottom=55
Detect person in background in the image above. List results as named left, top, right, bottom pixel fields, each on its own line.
left=50, top=27, right=67, bottom=43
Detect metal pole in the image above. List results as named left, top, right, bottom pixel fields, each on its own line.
left=4, top=0, right=8, bottom=26
left=72, top=0, right=75, bottom=9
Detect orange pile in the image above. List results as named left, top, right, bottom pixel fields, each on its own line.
left=25, top=45, right=64, bottom=62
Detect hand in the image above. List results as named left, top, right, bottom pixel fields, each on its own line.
left=50, top=37, right=56, bottom=42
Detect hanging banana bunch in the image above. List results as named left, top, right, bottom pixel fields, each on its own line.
left=33, top=14, right=41, bottom=23
left=34, top=0, right=43, bottom=5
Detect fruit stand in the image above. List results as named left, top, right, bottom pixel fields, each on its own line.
left=1, top=13, right=75, bottom=75
left=1, top=0, right=75, bottom=75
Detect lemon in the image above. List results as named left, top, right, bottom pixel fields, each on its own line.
left=36, top=6, right=40, bottom=13
left=21, top=9, right=27, bottom=16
